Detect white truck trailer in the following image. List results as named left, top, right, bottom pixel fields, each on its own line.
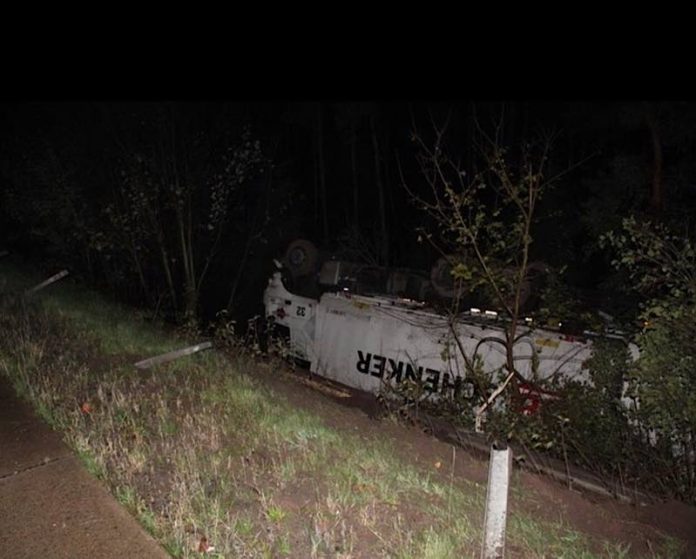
left=262, top=251, right=636, bottom=413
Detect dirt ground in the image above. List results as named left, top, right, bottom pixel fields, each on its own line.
left=255, top=362, right=696, bottom=558
left=3, top=339, right=695, bottom=557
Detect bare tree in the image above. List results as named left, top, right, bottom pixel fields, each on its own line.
left=106, top=121, right=265, bottom=322
left=644, top=103, right=664, bottom=215
left=401, top=113, right=573, bottom=429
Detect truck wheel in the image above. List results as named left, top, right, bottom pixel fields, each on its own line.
left=284, top=239, right=318, bottom=277
left=430, top=255, right=467, bottom=299
left=518, top=261, right=548, bottom=311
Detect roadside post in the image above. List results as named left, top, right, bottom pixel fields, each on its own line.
left=134, top=342, right=213, bottom=369
left=25, top=270, right=69, bottom=295
left=481, top=444, right=513, bottom=559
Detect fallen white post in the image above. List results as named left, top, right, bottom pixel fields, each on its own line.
left=134, top=341, right=213, bottom=369
left=481, top=445, right=513, bottom=559
left=25, top=269, right=69, bottom=295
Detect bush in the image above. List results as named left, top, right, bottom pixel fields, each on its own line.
left=625, top=307, right=696, bottom=500
left=483, top=339, right=636, bottom=478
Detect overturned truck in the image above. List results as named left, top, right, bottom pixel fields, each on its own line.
left=263, top=240, right=637, bottom=417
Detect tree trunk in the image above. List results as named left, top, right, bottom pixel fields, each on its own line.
left=226, top=234, right=254, bottom=312
left=350, top=120, right=359, bottom=226
left=317, top=103, right=328, bottom=242
left=313, top=129, right=319, bottom=235
left=128, top=239, right=150, bottom=302
left=177, top=206, right=197, bottom=320
left=170, top=110, right=197, bottom=322
left=370, top=114, right=388, bottom=265
left=645, top=106, right=664, bottom=215
left=157, top=234, right=177, bottom=311
left=467, top=103, right=474, bottom=173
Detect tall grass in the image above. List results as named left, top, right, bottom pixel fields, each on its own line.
left=0, top=262, right=684, bottom=558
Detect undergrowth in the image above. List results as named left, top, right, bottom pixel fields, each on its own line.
left=0, top=263, right=684, bottom=558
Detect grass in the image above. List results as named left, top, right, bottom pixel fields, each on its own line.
left=0, top=260, right=686, bottom=558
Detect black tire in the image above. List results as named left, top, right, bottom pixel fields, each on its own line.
left=430, top=255, right=467, bottom=299
left=283, top=239, right=319, bottom=277
left=519, top=261, right=548, bottom=311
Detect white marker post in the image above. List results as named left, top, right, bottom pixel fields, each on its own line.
left=481, top=445, right=513, bottom=559
left=134, top=341, right=213, bottom=369
left=25, top=269, right=69, bottom=295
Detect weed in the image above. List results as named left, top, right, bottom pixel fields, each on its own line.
left=0, top=261, right=686, bottom=558
left=265, top=504, right=287, bottom=523
left=275, top=535, right=291, bottom=556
